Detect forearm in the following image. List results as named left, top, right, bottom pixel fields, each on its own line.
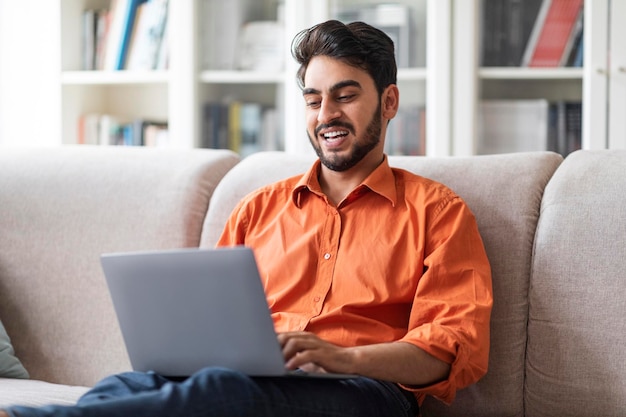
left=279, top=332, right=450, bottom=387
left=346, top=341, right=450, bottom=386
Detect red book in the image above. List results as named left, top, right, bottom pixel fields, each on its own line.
left=522, top=0, right=584, bottom=67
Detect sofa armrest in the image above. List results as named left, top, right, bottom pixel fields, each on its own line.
left=0, top=146, right=239, bottom=387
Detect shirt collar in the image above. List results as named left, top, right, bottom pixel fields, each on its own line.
left=292, top=156, right=398, bottom=208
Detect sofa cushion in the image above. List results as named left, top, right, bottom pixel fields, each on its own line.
left=0, top=378, right=88, bottom=408
left=0, top=320, right=28, bottom=379
left=200, top=151, right=316, bottom=247
left=526, top=150, right=626, bottom=417
left=0, top=146, right=239, bottom=387
left=388, top=152, right=562, bottom=417
left=201, top=151, right=563, bottom=417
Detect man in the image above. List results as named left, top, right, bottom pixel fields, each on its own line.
left=2, top=20, right=492, bottom=417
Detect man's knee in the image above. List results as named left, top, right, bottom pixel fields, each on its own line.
left=186, top=367, right=257, bottom=393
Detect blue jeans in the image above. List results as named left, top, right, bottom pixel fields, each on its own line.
left=6, top=367, right=419, bottom=417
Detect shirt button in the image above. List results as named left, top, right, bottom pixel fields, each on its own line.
left=324, top=253, right=331, bottom=260
left=314, top=296, right=321, bottom=302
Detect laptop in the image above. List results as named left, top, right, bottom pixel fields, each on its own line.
left=101, top=246, right=355, bottom=379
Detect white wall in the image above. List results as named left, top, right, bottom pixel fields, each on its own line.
left=0, top=1, right=61, bottom=146
left=0, top=0, right=3, bottom=143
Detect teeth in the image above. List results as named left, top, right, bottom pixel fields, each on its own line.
left=323, top=130, right=348, bottom=139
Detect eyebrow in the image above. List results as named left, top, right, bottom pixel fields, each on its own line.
left=302, top=80, right=362, bottom=96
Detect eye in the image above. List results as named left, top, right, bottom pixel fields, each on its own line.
left=337, top=94, right=356, bottom=102
left=304, top=96, right=321, bottom=108
left=306, top=100, right=321, bottom=109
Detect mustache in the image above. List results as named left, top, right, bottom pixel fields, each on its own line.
left=314, top=121, right=355, bottom=136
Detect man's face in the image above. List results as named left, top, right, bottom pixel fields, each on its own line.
left=302, top=56, right=384, bottom=172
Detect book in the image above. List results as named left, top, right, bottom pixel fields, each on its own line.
left=124, top=2, right=148, bottom=69
left=228, top=101, right=242, bottom=153
left=201, top=101, right=277, bottom=155
left=77, top=113, right=100, bottom=144
left=570, top=34, right=584, bottom=67
left=154, top=8, right=169, bottom=70
left=94, top=9, right=110, bottom=70
left=239, top=103, right=263, bottom=157
left=201, top=102, right=229, bottom=149
left=260, top=108, right=280, bottom=152
left=82, top=10, right=97, bottom=70
left=142, top=121, right=169, bottom=147
left=478, top=99, right=550, bottom=154
left=564, top=101, right=582, bottom=154
left=96, top=114, right=123, bottom=145
left=559, top=5, right=584, bottom=66
left=103, top=0, right=126, bottom=70
left=521, top=0, right=584, bottom=67
left=560, top=101, right=582, bottom=155
left=547, top=101, right=582, bottom=156
left=103, top=0, right=148, bottom=70
left=481, top=0, right=544, bottom=67
left=126, top=0, right=168, bottom=70
left=78, top=114, right=168, bottom=147
left=559, top=8, right=584, bottom=67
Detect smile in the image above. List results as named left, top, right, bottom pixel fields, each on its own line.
left=323, top=130, right=349, bottom=140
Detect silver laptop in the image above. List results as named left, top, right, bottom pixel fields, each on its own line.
left=101, top=246, right=354, bottom=379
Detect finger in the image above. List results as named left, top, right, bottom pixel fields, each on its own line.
left=298, top=362, right=326, bottom=373
left=277, top=331, right=311, bottom=347
left=281, top=337, right=316, bottom=359
left=285, top=350, right=318, bottom=370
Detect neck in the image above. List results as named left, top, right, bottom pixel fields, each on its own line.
left=318, top=153, right=384, bottom=206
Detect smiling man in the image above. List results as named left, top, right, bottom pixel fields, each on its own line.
left=2, top=20, right=492, bottom=417
left=302, top=54, right=392, bottom=205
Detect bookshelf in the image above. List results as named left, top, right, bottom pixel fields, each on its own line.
left=453, top=0, right=626, bottom=156
left=52, top=0, right=437, bottom=155
left=453, top=0, right=584, bottom=156
left=59, top=0, right=184, bottom=148
left=1, top=0, right=623, bottom=155
left=196, top=0, right=432, bottom=156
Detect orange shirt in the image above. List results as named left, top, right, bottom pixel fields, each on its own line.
left=216, top=157, right=492, bottom=405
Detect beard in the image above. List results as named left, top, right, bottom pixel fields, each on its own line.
left=307, top=102, right=382, bottom=172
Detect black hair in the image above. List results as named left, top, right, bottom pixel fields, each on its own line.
left=291, top=20, right=397, bottom=95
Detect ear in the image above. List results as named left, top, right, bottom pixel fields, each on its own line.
left=381, top=84, right=400, bottom=120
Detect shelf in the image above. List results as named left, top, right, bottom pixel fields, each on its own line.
left=61, top=71, right=170, bottom=85
left=197, top=68, right=427, bottom=85
left=397, top=68, right=427, bottom=81
left=199, top=70, right=286, bottom=84
left=479, top=67, right=584, bottom=80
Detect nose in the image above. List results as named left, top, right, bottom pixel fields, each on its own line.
left=317, top=100, right=342, bottom=124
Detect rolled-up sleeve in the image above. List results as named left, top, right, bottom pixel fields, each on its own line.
left=400, top=196, right=493, bottom=404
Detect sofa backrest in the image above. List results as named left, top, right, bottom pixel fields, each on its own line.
left=0, top=146, right=239, bottom=387
left=526, top=150, right=626, bottom=417
left=201, top=151, right=563, bottom=417
left=200, top=151, right=316, bottom=247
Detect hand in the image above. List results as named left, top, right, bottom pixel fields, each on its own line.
left=278, top=332, right=451, bottom=386
left=277, top=331, right=357, bottom=375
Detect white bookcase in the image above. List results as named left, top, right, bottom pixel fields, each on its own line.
left=452, top=0, right=626, bottom=156
left=584, top=0, right=626, bottom=150
left=0, top=0, right=442, bottom=155
left=1, top=0, right=622, bottom=155
left=196, top=0, right=433, bottom=156
left=59, top=0, right=191, bottom=148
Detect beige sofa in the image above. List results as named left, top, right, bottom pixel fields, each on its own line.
left=1, top=145, right=625, bottom=416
